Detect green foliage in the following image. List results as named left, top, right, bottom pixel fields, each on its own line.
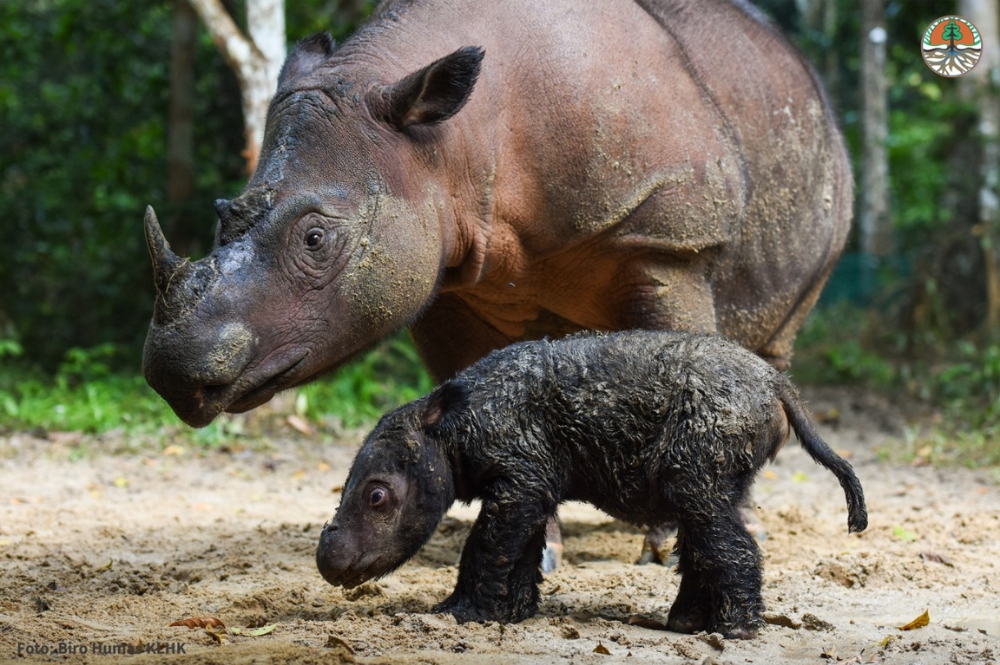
left=0, top=0, right=246, bottom=369
left=795, top=304, right=1000, bottom=467
left=0, top=364, right=177, bottom=436
left=297, top=333, right=434, bottom=429
left=0, top=333, right=431, bottom=443
left=792, top=303, right=898, bottom=387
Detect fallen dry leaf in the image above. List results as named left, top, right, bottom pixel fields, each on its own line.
left=229, top=624, right=276, bottom=637
left=898, top=609, right=930, bottom=631
left=919, top=552, right=954, bottom=567
left=325, top=635, right=354, bottom=653
left=169, top=617, right=226, bottom=630
left=593, top=642, right=611, bottom=655
left=814, top=408, right=840, bottom=424
left=287, top=415, right=314, bottom=436
left=205, top=627, right=229, bottom=644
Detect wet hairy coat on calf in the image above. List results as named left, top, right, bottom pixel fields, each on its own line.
left=316, top=331, right=867, bottom=639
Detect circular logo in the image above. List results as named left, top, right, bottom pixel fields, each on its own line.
left=921, top=16, right=982, bottom=77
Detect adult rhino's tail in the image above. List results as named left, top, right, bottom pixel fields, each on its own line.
left=780, top=386, right=868, bottom=534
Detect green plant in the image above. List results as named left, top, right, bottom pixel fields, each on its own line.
left=296, top=333, right=433, bottom=429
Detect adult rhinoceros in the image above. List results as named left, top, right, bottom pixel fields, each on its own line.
left=144, top=0, right=849, bottom=465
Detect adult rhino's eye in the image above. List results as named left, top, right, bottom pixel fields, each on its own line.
left=305, top=228, right=324, bottom=248
left=370, top=486, right=389, bottom=509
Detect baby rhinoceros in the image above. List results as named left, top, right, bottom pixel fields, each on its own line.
left=316, top=331, right=867, bottom=639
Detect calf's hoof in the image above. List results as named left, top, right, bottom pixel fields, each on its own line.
left=665, top=604, right=708, bottom=634
left=433, top=594, right=536, bottom=625
left=718, top=625, right=758, bottom=640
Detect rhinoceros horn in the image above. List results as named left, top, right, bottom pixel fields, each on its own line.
left=144, top=205, right=184, bottom=296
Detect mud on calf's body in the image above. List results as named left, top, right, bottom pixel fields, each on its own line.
left=316, top=331, right=867, bottom=639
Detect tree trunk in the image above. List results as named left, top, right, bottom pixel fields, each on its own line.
left=822, top=0, right=839, bottom=105
left=167, top=0, right=198, bottom=254
left=860, top=0, right=891, bottom=258
left=186, top=0, right=285, bottom=175
left=959, top=0, right=1000, bottom=332
left=336, top=0, right=370, bottom=27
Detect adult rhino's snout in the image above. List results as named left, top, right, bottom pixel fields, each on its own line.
left=143, top=319, right=256, bottom=427
left=142, top=205, right=258, bottom=426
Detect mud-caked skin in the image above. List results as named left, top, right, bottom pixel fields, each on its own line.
left=142, top=0, right=852, bottom=429
left=316, top=331, right=868, bottom=639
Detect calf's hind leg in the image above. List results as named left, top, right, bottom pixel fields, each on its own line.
left=666, top=501, right=764, bottom=639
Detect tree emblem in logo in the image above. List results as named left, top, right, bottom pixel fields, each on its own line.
left=921, top=16, right=982, bottom=77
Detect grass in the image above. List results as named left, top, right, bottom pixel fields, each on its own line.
left=0, top=332, right=433, bottom=451
left=2, top=310, right=998, bottom=469
left=792, top=303, right=1000, bottom=469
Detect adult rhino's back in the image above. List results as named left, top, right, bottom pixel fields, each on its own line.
left=409, top=0, right=851, bottom=367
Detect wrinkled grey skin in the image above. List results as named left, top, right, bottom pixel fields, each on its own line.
left=142, top=0, right=851, bottom=429
left=316, top=331, right=867, bottom=639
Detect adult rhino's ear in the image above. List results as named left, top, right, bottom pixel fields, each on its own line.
left=422, top=380, right=471, bottom=435
left=369, top=46, right=484, bottom=130
left=278, top=33, right=336, bottom=89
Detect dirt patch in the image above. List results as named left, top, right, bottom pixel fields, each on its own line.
left=1, top=388, right=998, bottom=664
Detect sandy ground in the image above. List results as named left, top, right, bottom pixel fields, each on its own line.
left=1, top=388, right=998, bottom=664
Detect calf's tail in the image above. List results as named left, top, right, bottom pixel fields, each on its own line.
left=780, top=386, right=868, bottom=534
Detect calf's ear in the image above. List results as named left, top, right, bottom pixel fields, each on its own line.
left=278, top=33, right=336, bottom=89
left=368, top=46, right=484, bottom=130
left=422, top=380, right=470, bottom=434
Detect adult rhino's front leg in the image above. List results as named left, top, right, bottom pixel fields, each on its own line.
left=410, top=293, right=517, bottom=383
left=411, top=293, right=567, bottom=573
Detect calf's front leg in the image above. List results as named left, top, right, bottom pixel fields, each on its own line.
left=434, top=491, right=553, bottom=623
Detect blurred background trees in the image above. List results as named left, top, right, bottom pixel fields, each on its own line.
left=0, top=0, right=373, bottom=368
left=0, top=0, right=997, bottom=456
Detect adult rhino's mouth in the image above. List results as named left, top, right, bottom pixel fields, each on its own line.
left=167, top=353, right=309, bottom=427
left=223, top=353, right=310, bottom=414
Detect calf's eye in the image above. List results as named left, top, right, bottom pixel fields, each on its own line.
left=370, top=487, right=388, bottom=508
